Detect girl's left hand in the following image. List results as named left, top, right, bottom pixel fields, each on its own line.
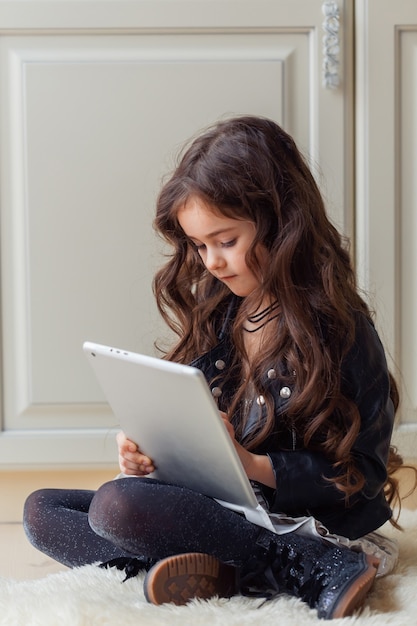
left=219, top=411, right=276, bottom=489
left=219, top=411, right=254, bottom=475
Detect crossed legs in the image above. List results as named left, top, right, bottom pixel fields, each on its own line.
left=24, top=477, right=260, bottom=568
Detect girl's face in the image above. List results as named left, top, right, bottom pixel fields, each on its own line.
left=177, top=196, right=265, bottom=297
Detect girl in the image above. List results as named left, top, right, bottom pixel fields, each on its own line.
left=24, top=116, right=407, bottom=620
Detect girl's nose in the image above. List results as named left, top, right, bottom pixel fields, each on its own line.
left=205, top=248, right=225, bottom=272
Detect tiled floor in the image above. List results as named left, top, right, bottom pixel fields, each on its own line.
left=0, top=522, right=67, bottom=580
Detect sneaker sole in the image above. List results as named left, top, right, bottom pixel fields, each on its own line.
left=144, top=553, right=237, bottom=606
left=330, top=554, right=380, bottom=619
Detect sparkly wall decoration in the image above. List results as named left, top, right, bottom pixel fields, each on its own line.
left=322, top=1, right=340, bottom=89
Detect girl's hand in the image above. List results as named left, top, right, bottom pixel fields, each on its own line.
left=219, top=411, right=276, bottom=489
left=116, top=431, right=156, bottom=476
left=219, top=411, right=255, bottom=474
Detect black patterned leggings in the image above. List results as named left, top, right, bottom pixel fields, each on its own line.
left=23, top=477, right=263, bottom=568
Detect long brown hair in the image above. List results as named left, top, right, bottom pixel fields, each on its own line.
left=153, top=115, right=406, bottom=515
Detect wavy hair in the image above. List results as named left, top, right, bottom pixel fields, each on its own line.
left=152, top=115, right=406, bottom=516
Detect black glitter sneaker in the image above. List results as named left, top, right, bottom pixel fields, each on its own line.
left=239, top=530, right=380, bottom=620
left=143, top=553, right=237, bottom=605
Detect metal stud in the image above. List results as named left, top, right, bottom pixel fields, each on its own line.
left=215, top=359, right=226, bottom=371
left=267, top=368, right=277, bottom=379
left=211, top=386, right=222, bottom=398
left=256, top=395, right=265, bottom=406
left=279, top=386, right=291, bottom=399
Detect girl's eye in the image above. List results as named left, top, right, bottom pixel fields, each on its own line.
left=192, top=239, right=236, bottom=252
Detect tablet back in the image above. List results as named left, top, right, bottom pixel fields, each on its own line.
left=83, top=341, right=259, bottom=509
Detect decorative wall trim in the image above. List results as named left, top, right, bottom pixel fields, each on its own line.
left=322, top=0, right=340, bottom=88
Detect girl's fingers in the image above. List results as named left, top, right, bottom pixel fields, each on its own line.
left=118, top=455, right=155, bottom=476
left=116, top=431, right=137, bottom=453
left=116, top=431, right=155, bottom=475
left=220, top=412, right=235, bottom=438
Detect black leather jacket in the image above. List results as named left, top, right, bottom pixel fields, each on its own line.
left=190, top=300, right=395, bottom=540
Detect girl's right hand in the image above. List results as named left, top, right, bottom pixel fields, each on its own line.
left=116, top=431, right=156, bottom=476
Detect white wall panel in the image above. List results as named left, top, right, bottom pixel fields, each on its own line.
left=0, top=1, right=353, bottom=467
left=400, top=30, right=417, bottom=426
left=356, top=0, right=417, bottom=460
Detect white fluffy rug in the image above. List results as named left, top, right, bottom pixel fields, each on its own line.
left=2, top=509, right=417, bottom=626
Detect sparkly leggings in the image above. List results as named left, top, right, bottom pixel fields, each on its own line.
left=23, top=477, right=263, bottom=569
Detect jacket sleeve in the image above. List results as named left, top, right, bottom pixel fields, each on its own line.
left=265, top=316, right=395, bottom=514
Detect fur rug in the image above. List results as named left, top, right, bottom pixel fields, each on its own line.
left=1, top=509, right=417, bottom=626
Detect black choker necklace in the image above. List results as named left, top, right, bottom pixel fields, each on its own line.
left=247, top=300, right=279, bottom=323
left=243, top=300, right=279, bottom=333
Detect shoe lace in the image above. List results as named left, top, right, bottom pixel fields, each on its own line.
left=99, top=556, right=157, bottom=581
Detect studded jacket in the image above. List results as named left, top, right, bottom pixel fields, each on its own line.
left=190, top=298, right=395, bottom=540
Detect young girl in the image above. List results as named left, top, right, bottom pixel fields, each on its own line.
left=24, top=116, right=406, bottom=620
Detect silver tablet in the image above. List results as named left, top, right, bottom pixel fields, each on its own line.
left=83, top=341, right=259, bottom=510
